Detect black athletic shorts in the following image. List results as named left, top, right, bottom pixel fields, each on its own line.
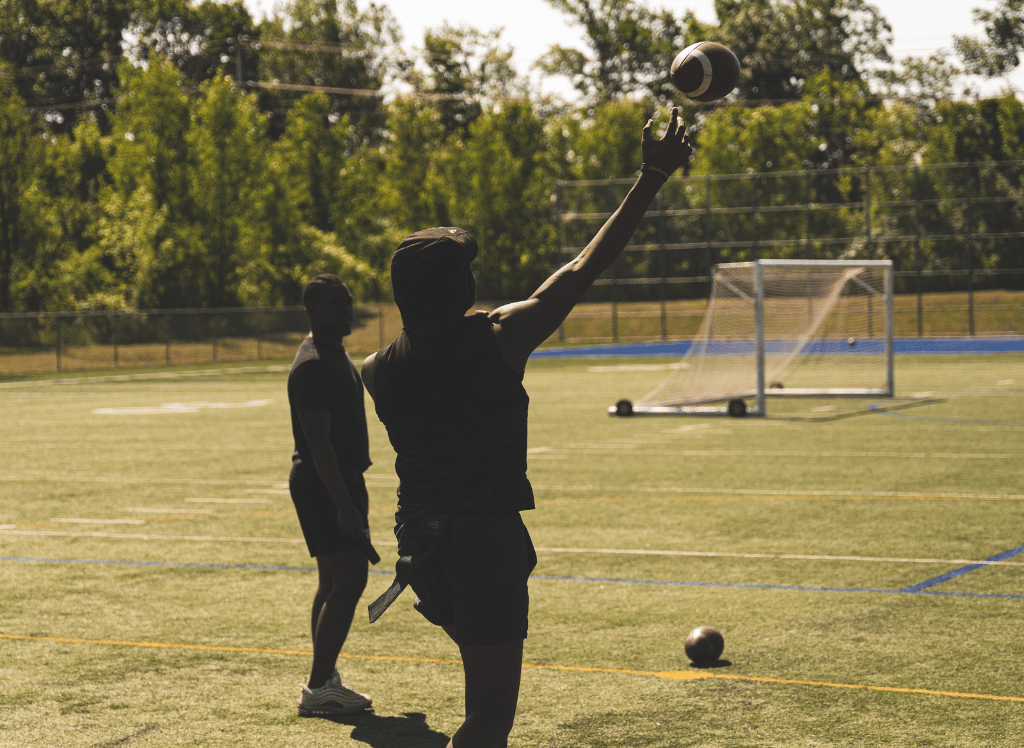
left=289, top=466, right=370, bottom=558
left=402, top=511, right=537, bottom=647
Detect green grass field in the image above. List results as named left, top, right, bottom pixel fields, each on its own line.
left=2, top=353, right=1023, bottom=747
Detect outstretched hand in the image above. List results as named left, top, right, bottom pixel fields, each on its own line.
left=641, top=108, right=693, bottom=177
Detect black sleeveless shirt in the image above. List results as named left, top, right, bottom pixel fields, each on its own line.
left=288, top=336, right=371, bottom=482
left=370, top=312, right=534, bottom=520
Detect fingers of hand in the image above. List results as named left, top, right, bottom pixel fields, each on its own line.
left=662, top=107, right=680, bottom=139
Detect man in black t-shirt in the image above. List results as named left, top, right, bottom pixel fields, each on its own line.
left=363, top=111, right=693, bottom=747
left=287, top=274, right=375, bottom=717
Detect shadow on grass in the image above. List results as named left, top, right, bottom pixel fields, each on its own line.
left=314, top=710, right=451, bottom=747
left=769, top=397, right=944, bottom=423
left=689, top=659, right=732, bottom=669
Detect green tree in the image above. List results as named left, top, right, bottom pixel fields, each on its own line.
left=538, top=0, right=685, bottom=101
left=89, top=186, right=170, bottom=309
left=102, top=56, right=192, bottom=308
left=955, top=0, right=1024, bottom=77
left=874, top=53, right=961, bottom=107
left=328, top=146, right=400, bottom=283
left=184, top=74, right=270, bottom=307
left=927, top=96, right=1024, bottom=164
left=106, top=56, right=191, bottom=213
left=693, top=72, right=872, bottom=173
left=921, top=97, right=1024, bottom=275
left=412, top=23, right=524, bottom=138
left=134, top=0, right=261, bottom=89
left=0, top=62, right=40, bottom=312
left=551, top=99, right=651, bottom=181
left=274, top=92, right=351, bottom=232
left=21, top=115, right=112, bottom=311
left=239, top=142, right=381, bottom=306
left=0, top=0, right=138, bottom=132
left=376, top=97, right=451, bottom=234
left=683, top=72, right=878, bottom=266
left=441, top=103, right=557, bottom=300
left=708, top=0, right=892, bottom=102
left=255, top=0, right=402, bottom=140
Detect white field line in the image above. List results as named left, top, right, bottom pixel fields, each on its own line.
left=0, top=476, right=283, bottom=486
left=3, top=473, right=1020, bottom=501
left=46, top=519, right=146, bottom=525
left=530, top=546, right=1024, bottom=567
left=3, top=528, right=1023, bottom=568
left=3, top=444, right=286, bottom=452
left=586, top=364, right=686, bottom=372
left=0, top=530, right=307, bottom=543
left=0, top=365, right=289, bottom=389
left=541, top=447, right=1021, bottom=460
left=183, top=498, right=273, bottom=504
left=124, top=508, right=214, bottom=514
left=0, top=476, right=400, bottom=489
left=92, top=400, right=274, bottom=415
left=3, top=471, right=1020, bottom=501
left=531, top=487, right=1024, bottom=500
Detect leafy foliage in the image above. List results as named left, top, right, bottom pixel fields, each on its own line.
left=255, top=0, right=401, bottom=140
left=1, top=0, right=1022, bottom=314
left=537, top=0, right=686, bottom=101
left=955, top=0, right=1024, bottom=77
left=707, top=0, right=893, bottom=102
left=0, top=0, right=136, bottom=132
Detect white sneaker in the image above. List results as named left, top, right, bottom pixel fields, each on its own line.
left=298, top=678, right=372, bottom=716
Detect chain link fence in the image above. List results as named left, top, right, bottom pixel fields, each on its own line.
left=0, top=305, right=405, bottom=375
left=4, top=161, right=1024, bottom=374
left=4, top=285, right=1021, bottom=376
left=555, top=160, right=1024, bottom=344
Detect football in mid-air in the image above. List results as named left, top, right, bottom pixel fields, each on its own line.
left=670, top=41, right=741, bottom=102
left=684, top=625, right=725, bottom=666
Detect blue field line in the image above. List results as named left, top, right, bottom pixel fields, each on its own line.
left=530, top=336, right=1024, bottom=359
left=5, top=556, right=1023, bottom=601
left=900, top=544, right=1024, bottom=593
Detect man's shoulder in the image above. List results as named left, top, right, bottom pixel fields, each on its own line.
left=289, top=338, right=321, bottom=376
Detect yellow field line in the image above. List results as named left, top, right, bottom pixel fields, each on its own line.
left=3, top=633, right=1021, bottom=704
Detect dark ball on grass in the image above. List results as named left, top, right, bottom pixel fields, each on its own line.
left=685, top=625, right=725, bottom=666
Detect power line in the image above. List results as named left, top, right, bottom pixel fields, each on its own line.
left=250, top=80, right=529, bottom=103
left=253, top=39, right=373, bottom=55
left=23, top=98, right=117, bottom=114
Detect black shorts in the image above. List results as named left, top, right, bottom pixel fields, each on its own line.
left=289, top=466, right=370, bottom=558
left=402, top=512, right=537, bottom=647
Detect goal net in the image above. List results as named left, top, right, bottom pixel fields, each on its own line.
left=613, top=259, right=893, bottom=417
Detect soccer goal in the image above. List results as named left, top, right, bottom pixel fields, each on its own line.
left=610, top=259, right=894, bottom=417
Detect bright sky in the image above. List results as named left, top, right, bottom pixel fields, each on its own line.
left=243, top=0, right=1024, bottom=98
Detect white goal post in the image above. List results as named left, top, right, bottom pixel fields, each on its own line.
left=610, top=259, right=894, bottom=417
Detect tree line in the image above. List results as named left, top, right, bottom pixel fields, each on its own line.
left=1, top=0, right=1023, bottom=313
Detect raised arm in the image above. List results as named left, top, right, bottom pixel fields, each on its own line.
left=490, top=108, right=694, bottom=371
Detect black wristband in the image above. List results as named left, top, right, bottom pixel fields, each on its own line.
left=640, top=163, right=671, bottom=181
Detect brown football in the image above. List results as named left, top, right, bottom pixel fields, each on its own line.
left=670, top=41, right=741, bottom=102
left=684, top=625, right=725, bottom=666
